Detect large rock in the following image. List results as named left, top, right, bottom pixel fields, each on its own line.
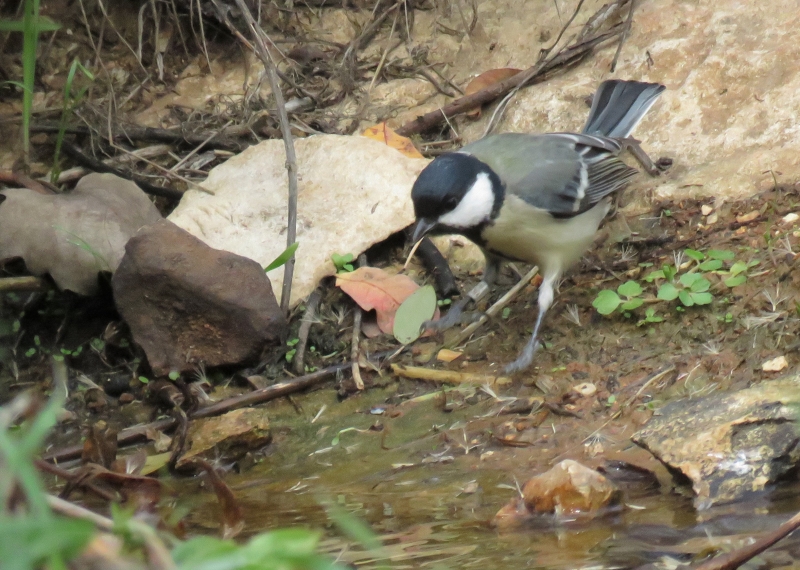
left=632, top=376, right=800, bottom=509
left=167, top=135, right=428, bottom=307
left=0, top=173, right=161, bottom=295
left=455, top=0, right=800, bottom=203
left=112, top=220, right=286, bottom=375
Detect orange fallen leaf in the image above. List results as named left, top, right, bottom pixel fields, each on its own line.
left=362, top=122, right=424, bottom=159
left=337, top=267, right=440, bottom=334
left=464, top=68, right=523, bottom=118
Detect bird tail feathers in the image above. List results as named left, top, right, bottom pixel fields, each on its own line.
left=581, top=80, right=665, bottom=139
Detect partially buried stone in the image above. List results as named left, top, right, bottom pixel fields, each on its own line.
left=112, top=220, right=286, bottom=375
left=632, top=375, right=800, bottom=509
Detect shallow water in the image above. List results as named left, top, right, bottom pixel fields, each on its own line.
left=180, top=383, right=800, bottom=569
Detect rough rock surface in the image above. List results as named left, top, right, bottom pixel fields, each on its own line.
left=168, top=134, right=428, bottom=307
left=455, top=0, right=800, bottom=204
left=632, top=376, right=800, bottom=509
left=177, top=408, right=271, bottom=470
left=493, top=459, right=621, bottom=528
left=0, top=173, right=161, bottom=295
left=112, top=220, right=286, bottom=375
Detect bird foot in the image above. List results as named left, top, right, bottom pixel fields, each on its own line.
left=423, top=300, right=480, bottom=334
left=503, top=340, right=541, bottom=374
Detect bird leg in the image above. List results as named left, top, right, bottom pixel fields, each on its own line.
left=423, top=255, right=501, bottom=333
left=504, top=272, right=557, bottom=374
left=618, top=137, right=665, bottom=176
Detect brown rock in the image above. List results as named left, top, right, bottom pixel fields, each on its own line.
left=177, top=408, right=271, bottom=469
left=633, top=375, right=800, bottom=509
left=112, top=220, right=286, bottom=375
left=493, top=460, right=621, bottom=529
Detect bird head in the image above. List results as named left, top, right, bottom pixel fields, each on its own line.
left=410, top=153, right=502, bottom=243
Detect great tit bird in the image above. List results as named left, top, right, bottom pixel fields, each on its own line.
left=411, top=79, right=666, bottom=373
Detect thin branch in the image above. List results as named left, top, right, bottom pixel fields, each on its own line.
left=218, top=0, right=299, bottom=313
left=40, top=351, right=401, bottom=464
left=396, top=22, right=623, bottom=137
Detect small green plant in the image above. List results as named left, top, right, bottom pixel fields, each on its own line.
left=592, top=280, right=644, bottom=315
left=0, top=0, right=61, bottom=167
left=331, top=253, right=355, bottom=273
left=138, top=375, right=150, bottom=384
left=285, top=337, right=299, bottom=362
left=594, top=248, right=759, bottom=319
left=637, top=307, right=663, bottom=326
left=51, top=59, right=94, bottom=184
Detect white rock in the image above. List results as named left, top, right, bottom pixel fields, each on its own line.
left=782, top=212, right=799, bottom=224
left=701, top=205, right=714, bottom=216
left=762, top=356, right=788, bottom=372
left=459, top=0, right=800, bottom=203
left=168, top=135, right=428, bottom=307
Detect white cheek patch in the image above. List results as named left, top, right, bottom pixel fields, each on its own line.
left=438, top=172, right=494, bottom=228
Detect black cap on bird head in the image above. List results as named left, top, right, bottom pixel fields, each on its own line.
left=411, top=153, right=502, bottom=243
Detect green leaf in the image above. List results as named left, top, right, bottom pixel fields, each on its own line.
left=621, top=298, right=644, bottom=311
left=679, top=273, right=701, bottom=288
left=725, top=274, right=747, bottom=287
left=729, top=260, right=748, bottom=276
left=393, top=285, right=437, bottom=344
left=698, top=259, right=723, bottom=271
left=685, top=249, right=705, bottom=262
left=662, top=264, right=677, bottom=281
left=168, top=371, right=180, bottom=381
left=708, top=249, right=735, bottom=260
left=0, top=515, right=94, bottom=569
left=593, top=290, right=622, bottom=315
left=690, top=277, right=711, bottom=292
left=617, top=280, right=643, bottom=298
left=331, top=253, right=355, bottom=273
left=691, top=292, right=713, bottom=305
left=679, top=289, right=694, bottom=307
left=644, top=269, right=665, bottom=282
left=138, top=376, right=149, bottom=384
left=24, top=347, right=36, bottom=357
left=264, top=242, right=299, bottom=272
left=657, top=283, right=680, bottom=301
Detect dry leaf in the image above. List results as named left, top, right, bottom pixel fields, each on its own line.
left=362, top=122, right=424, bottom=158
left=336, top=267, right=421, bottom=333
left=437, top=348, right=463, bottom=362
left=464, top=68, right=522, bottom=118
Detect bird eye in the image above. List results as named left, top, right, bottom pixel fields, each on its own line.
left=444, top=196, right=458, bottom=210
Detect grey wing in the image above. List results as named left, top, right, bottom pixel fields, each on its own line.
left=462, top=133, right=638, bottom=217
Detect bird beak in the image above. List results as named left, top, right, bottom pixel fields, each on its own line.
left=411, top=218, right=437, bottom=244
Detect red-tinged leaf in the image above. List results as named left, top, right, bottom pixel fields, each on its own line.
left=362, top=122, right=424, bottom=158
left=464, top=68, right=523, bottom=118
left=336, top=267, right=422, bottom=334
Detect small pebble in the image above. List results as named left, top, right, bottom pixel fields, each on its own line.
left=782, top=212, right=799, bottom=224
left=118, top=393, right=135, bottom=404
left=573, top=382, right=597, bottom=397
left=736, top=210, right=759, bottom=223
left=701, top=204, right=713, bottom=216
left=762, top=355, right=788, bottom=372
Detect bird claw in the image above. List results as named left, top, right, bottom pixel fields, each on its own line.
left=503, top=340, right=541, bottom=374
left=421, top=296, right=478, bottom=334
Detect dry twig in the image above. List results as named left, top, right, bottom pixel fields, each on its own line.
left=217, top=0, right=300, bottom=314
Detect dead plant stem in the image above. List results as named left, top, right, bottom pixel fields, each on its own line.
left=228, top=0, right=299, bottom=314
